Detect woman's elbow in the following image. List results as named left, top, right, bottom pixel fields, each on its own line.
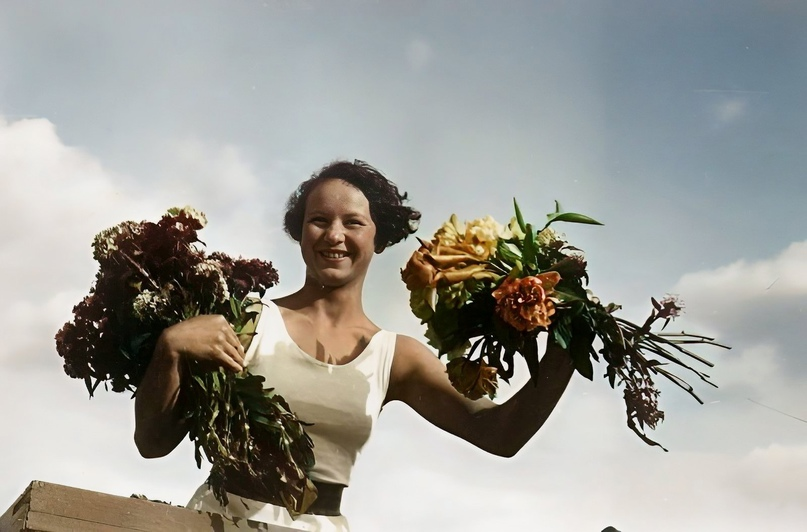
left=471, top=436, right=523, bottom=458
left=134, top=429, right=176, bottom=459
left=489, top=443, right=522, bottom=459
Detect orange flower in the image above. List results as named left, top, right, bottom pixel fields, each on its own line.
left=446, top=357, right=499, bottom=400
left=492, top=272, right=561, bottom=331
left=402, top=241, right=498, bottom=291
left=401, top=245, right=438, bottom=291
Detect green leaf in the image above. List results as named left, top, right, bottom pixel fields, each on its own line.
left=571, top=346, right=594, bottom=380
left=569, top=317, right=597, bottom=381
left=544, top=212, right=604, bottom=229
left=513, top=198, right=527, bottom=233
left=523, top=223, right=537, bottom=266
left=552, top=288, right=585, bottom=303
left=496, top=240, right=522, bottom=266
left=552, top=326, right=570, bottom=350
left=192, top=374, right=207, bottom=392
left=606, top=365, right=617, bottom=388
left=230, top=296, right=240, bottom=320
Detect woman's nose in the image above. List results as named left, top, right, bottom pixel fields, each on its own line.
left=323, top=223, right=345, bottom=244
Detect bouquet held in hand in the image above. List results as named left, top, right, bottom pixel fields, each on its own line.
left=55, top=207, right=316, bottom=514
left=402, top=200, right=728, bottom=449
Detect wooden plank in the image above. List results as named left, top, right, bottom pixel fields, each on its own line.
left=0, top=483, right=30, bottom=532
left=32, top=481, right=293, bottom=531
left=1, top=481, right=298, bottom=532
left=26, top=481, right=198, bottom=531
left=23, top=511, right=136, bottom=532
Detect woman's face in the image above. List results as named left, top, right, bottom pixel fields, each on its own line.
left=300, top=179, right=377, bottom=289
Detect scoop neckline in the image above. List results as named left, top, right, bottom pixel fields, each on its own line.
left=268, top=300, right=383, bottom=368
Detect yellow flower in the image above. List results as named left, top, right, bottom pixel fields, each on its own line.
left=446, top=357, right=499, bottom=400
left=464, top=215, right=511, bottom=260
left=434, top=214, right=465, bottom=248
left=433, top=214, right=510, bottom=261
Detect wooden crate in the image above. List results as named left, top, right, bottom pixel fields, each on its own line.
left=0, top=481, right=296, bottom=532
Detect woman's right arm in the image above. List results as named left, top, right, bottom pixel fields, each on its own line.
left=133, top=315, right=246, bottom=458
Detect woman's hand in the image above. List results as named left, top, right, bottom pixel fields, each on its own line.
left=158, top=314, right=246, bottom=373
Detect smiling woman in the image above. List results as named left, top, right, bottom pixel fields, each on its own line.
left=283, top=160, right=422, bottom=254
left=133, top=160, right=576, bottom=531
left=298, top=179, right=381, bottom=292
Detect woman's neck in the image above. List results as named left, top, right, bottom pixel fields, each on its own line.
left=280, top=278, right=367, bottom=326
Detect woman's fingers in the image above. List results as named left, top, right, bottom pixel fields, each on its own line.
left=217, top=344, right=244, bottom=373
left=220, top=330, right=246, bottom=371
left=162, top=315, right=248, bottom=373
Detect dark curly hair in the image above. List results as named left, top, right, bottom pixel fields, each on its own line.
left=283, top=160, right=421, bottom=253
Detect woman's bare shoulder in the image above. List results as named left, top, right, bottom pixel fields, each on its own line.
left=390, top=334, right=447, bottom=384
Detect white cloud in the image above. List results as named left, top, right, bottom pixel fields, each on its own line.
left=160, top=138, right=263, bottom=214
left=665, top=240, right=807, bottom=450
left=350, top=401, right=807, bottom=531
left=672, top=240, right=807, bottom=378
left=730, top=443, right=807, bottom=506
left=675, top=240, right=807, bottom=302
left=154, top=137, right=291, bottom=262
left=0, top=116, right=145, bottom=367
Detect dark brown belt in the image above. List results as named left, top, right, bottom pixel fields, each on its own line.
left=224, top=479, right=344, bottom=517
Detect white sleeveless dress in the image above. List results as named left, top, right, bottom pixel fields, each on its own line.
left=186, top=300, right=397, bottom=531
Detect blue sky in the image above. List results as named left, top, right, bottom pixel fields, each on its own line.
left=1, top=2, right=805, bottom=530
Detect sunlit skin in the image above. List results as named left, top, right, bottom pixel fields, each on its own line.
left=134, top=175, right=574, bottom=492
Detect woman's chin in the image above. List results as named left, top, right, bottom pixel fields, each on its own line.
left=307, top=272, right=349, bottom=289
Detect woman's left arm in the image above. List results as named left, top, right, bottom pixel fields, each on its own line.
left=386, top=335, right=575, bottom=457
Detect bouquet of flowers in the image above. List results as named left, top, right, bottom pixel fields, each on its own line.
left=402, top=200, right=729, bottom=450
left=55, top=207, right=316, bottom=515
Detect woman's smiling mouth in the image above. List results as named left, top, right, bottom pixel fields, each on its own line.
left=320, top=250, right=350, bottom=260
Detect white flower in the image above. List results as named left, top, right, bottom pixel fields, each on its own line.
left=92, top=221, right=140, bottom=261
left=193, top=260, right=230, bottom=303
left=182, top=206, right=207, bottom=227
left=132, top=289, right=171, bottom=321
left=536, top=227, right=560, bottom=247
left=507, top=217, right=526, bottom=240
left=167, top=205, right=208, bottom=229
